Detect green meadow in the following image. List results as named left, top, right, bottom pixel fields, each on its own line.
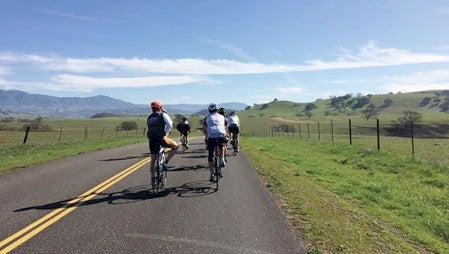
left=243, top=137, right=449, bottom=253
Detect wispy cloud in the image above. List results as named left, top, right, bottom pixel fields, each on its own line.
left=0, top=66, right=10, bottom=76
left=2, top=42, right=449, bottom=92
left=383, top=70, right=449, bottom=93
left=43, top=10, right=97, bottom=22
left=45, top=74, right=211, bottom=92
left=2, top=42, right=449, bottom=76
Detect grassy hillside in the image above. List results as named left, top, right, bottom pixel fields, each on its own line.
left=240, top=90, right=449, bottom=122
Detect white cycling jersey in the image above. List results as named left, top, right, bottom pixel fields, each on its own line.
left=227, top=115, right=240, bottom=127
left=206, top=112, right=227, bottom=138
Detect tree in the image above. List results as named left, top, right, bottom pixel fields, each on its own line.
left=398, top=111, right=422, bottom=124
left=119, top=121, right=138, bottom=131
left=361, top=103, right=378, bottom=120
left=419, top=97, right=432, bottom=107
left=305, top=111, right=313, bottom=119
left=385, top=111, right=423, bottom=137
left=304, top=103, right=317, bottom=111
left=439, top=98, right=449, bottom=114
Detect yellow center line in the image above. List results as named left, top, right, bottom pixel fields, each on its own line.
left=0, top=157, right=150, bottom=254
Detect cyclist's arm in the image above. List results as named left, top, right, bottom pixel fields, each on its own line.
left=162, top=113, right=173, bottom=135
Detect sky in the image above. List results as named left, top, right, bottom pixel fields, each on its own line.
left=1, top=0, right=449, bottom=106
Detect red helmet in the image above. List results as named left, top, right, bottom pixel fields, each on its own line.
left=150, top=101, right=163, bottom=110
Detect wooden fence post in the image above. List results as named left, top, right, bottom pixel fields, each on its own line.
left=411, top=121, right=415, bottom=157
left=23, top=126, right=30, bottom=144
left=331, top=120, right=334, bottom=142
left=58, top=127, right=63, bottom=142
left=349, top=119, right=352, bottom=145
left=377, top=119, right=380, bottom=150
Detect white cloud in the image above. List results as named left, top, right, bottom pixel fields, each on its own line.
left=0, top=66, right=10, bottom=76
left=43, top=10, right=97, bottom=22
left=2, top=42, right=449, bottom=76
left=383, top=70, right=449, bottom=93
left=43, top=74, right=210, bottom=92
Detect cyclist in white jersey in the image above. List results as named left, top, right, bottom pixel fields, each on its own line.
left=227, top=111, right=240, bottom=152
left=204, top=103, right=227, bottom=181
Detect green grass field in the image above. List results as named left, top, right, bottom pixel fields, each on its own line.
left=242, top=137, right=449, bottom=253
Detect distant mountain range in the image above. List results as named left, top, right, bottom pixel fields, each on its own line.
left=0, top=89, right=248, bottom=118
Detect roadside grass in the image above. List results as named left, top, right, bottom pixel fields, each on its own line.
left=0, top=135, right=145, bottom=173
left=242, top=137, right=448, bottom=253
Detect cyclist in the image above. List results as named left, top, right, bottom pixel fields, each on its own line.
left=218, top=107, right=230, bottom=157
left=227, top=111, right=240, bottom=153
left=204, top=103, right=227, bottom=182
left=176, top=116, right=191, bottom=149
left=147, top=101, right=179, bottom=185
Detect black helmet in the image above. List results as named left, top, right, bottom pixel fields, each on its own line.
left=182, top=116, right=187, bottom=121
left=230, top=111, right=235, bottom=116
left=208, top=103, right=218, bottom=113
left=218, top=107, right=225, bottom=115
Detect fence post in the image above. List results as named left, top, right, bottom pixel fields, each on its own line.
left=23, top=126, right=30, bottom=144
left=58, top=127, right=63, bottom=142
left=317, top=121, right=321, bottom=141
left=142, top=128, right=146, bottom=136
left=331, top=120, right=334, bottom=142
left=376, top=119, right=380, bottom=150
left=84, top=126, right=88, bottom=140
left=349, top=119, right=352, bottom=145
left=307, top=123, right=310, bottom=139
left=101, top=128, right=105, bottom=139
left=411, top=121, right=415, bottom=157
left=298, top=123, right=302, bottom=139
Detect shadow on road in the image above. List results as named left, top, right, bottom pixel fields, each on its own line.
left=101, top=153, right=150, bottom=161
left=14, top=181, right=216, bottom=212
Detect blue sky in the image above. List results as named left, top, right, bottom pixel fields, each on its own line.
left=1, top=0, right=449, bottom=106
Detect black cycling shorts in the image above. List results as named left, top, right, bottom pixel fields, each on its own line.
left=228, top=125, right=239, bottom=135
left=207, top=137, right=226, bottom=162
left=149, top=138, right=168, bottom=155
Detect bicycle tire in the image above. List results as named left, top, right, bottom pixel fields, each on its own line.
left=214, top=152, right=220, bottom=190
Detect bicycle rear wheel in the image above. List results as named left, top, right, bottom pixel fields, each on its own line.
left=214, top=155, right=220, bottom=190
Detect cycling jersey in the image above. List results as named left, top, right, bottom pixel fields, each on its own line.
left=227, top=115, right=240, bottom=127
left=206, top=112, right=226, bottom=138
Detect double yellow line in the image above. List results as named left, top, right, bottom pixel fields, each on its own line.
left=0, top=157, right=150, bottom=254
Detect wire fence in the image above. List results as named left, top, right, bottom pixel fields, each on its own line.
left=0, top=126, right=147, bottom=148
left=243, top=118, right=449, bottom=167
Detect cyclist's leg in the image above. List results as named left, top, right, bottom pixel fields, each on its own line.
left=163, top=136, right=179, bottom=164
left=235, top=127, right=240, bottom=151
left=149, top=140, right=160, bottom=184
left=218, top=137, right=226, bottom=166
left=207, top=138, right=216, bottom=174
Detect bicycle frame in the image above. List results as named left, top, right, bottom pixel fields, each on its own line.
left=151, top=146, right=167, bottom=193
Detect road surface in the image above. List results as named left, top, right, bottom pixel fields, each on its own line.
left=0, top=138, right=304, bottom=253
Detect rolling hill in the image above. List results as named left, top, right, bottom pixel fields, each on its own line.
left=240, top=90, right=449, bottom=122
left=0, top=90, right=248, bottom=118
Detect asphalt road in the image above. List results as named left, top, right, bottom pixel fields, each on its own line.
left=0, top=138, right=305, bottom=253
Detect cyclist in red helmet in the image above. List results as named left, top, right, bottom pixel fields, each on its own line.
left=147, top=101, right=179, bottom=183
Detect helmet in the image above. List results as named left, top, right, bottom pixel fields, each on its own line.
left=150, top=101, right=163, bottom=110
left=218, top=107, right=225, bottom=115
left=208, top=103, right=218, bottom=113
left=230, top=111, right=235, bottom=116
left=182, top=116, right=187, bottom=121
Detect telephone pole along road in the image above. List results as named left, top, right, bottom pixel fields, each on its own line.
left=0, top=139, right=305, bottom=253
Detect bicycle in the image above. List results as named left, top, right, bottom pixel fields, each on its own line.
left=230, top=134, right=238, bottom=155
left=211, top=142, right=222, bottom=190
left=151, top=145, right=167, bottom=193
left=180, top=133, right=189, bottom=151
